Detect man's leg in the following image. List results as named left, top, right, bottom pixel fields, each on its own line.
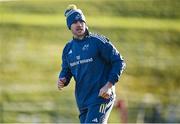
left=79, top=108, right=88, bottom=123
left=85, top=100, right=114, bottom=123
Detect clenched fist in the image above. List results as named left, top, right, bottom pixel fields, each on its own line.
left=98, top=82, right=113, bottom=99
left=57, top=77, right=66, bottom=90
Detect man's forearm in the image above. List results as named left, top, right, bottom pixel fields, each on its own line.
left=105, top=82, right=113, bottom=88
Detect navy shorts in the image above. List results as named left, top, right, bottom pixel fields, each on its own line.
left=79, top=99, right=114, bottom=123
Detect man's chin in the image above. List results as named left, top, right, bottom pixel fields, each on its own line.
left=77, top=32, right=85, bottom=36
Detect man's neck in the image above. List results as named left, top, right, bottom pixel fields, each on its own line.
left=74, top=35, right=85, bottom=40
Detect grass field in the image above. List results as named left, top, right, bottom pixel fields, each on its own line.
left=0, top=0, right=180, bottom=123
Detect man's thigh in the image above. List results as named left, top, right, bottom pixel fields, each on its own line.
left=79, top=108, right=88, bottom=123
left=85, top=100, right=114, bottom=123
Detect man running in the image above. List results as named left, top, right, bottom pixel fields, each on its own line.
left=58, top=4, right=126, bottom=123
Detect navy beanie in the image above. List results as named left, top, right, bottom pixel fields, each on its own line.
left=64, top=4, right=86, bottom=29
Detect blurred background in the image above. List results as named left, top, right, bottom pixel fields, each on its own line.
left=0, top=0, right=180, bottom=123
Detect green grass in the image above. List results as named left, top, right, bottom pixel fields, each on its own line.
left=2, top=13, right=180, bottom=31
left=1, top=0, right=180, bottom=123
left=1, top=0, right=180, bottom=19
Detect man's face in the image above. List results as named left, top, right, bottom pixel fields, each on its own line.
left=71, top=20, right=86, bottom=38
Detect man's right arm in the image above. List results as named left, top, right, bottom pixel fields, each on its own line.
left=58, top=43, right=72, bottom=90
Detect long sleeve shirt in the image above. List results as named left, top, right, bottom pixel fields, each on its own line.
left=59, top=31, right=126, bottom=110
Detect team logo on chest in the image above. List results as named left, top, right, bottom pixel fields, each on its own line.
left=76, top=55, right=80, bottom=60
left=82, top=44, right=89, bottom=51
left=68, top=49, right=72, bottom=54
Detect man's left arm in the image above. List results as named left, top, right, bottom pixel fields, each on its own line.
left=97, top=37, right=126, bottom=98
left=98, top=37, right=126, bottom=84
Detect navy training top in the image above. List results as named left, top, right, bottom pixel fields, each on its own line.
left=59, top=31, right=125, bottom=110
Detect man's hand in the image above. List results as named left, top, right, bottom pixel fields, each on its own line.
left=57, top=77, right=66, bottom=90
left=98, top=82, right=113, bottom=99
